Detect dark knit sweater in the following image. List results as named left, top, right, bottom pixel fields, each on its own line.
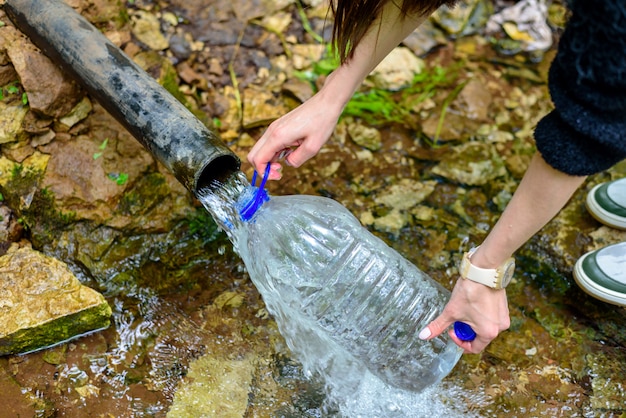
left=534, top=0, right=626, bottom=176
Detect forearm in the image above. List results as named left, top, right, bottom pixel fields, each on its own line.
left=320, top=3, right=428, bottom=110
left=472, top=152, right=587, bottom=268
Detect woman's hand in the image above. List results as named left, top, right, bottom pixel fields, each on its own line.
left=247, top=84, right=344, bottom=180
left=248, top=3, right=429, bottom=180
left=418, top=154, right=587, bottom=353
left=419, top=277, right=510, bottom=354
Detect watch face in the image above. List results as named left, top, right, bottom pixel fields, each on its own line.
left=501, top=260, right=515, bottom=287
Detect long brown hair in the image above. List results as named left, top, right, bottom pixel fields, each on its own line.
left=330, top=0, right=458, bottom=63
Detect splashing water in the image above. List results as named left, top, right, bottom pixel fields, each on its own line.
left=199, top=172, right=480, bottom=417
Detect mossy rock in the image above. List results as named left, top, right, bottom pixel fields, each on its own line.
left=0, top=244, right=111, bottom=355
left=430, top=141, right=507, bottom=186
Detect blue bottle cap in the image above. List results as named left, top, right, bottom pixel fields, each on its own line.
left=454, top=321, right=476, bottom=342
left=239, top=164, right=271, bottom=222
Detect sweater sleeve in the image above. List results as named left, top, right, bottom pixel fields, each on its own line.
left=534, top=0, right=626, bottom=176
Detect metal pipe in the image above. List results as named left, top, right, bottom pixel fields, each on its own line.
left=4, top=0, right=240, bottom=195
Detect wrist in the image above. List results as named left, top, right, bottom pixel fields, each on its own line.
left=315, top=84, right=349, bottom=116
left=459, top=246, right=515, bottom=289
left=470, top=245, right=513, bottom=269
left=320, top=67, right=364, bottom=109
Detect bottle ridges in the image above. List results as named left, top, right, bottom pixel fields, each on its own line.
left=301, top=236, right=444, bottom=362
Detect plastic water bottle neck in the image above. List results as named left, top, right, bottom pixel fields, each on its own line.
left=239, top=164, right=271, bottom=222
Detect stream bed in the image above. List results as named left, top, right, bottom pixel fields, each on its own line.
left=0, top=0, right=625, bottom=416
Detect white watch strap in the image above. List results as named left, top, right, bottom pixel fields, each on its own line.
left=460, top=246, right=498, bottom=288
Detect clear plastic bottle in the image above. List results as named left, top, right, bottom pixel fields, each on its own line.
left=201, top=170, right=473, bottom=393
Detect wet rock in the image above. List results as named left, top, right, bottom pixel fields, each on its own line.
left=77, top=0, right=126, bottom=24
left=0, top=203, right=22, bottom=256
left=231, top=0, right=294, bottom=22
left=5, top=31, right=83, bottom=118
left=104, top=29, right=132, bottom=48
left=369, top=47, right=425, bottom=91
left=0, top=243, right=112, bottom=355
left=421, top=111, right=481, bottom=142
left=432, top=0, right=492, bottom=37
left=430, top=142, right=507, bottom=185
left=130, top=10, right=169, bottom=51
left=30, top=129, right=56, bottom=148
left=586, top=351, right=626, bottom=412
left=0, top=367, right=37, bottom=417
left=0, top=151, right=50, bottom=211
left=1, top=141, right=35, bottom=163
left=215, top=85, right=242, bottom=140
left=282, top=77, right=315, bottom=103
left=374, top=179, right=437, bottom=211
left=40, top=135, right=124, bottom=221
left=454, top=78, right=492, bottom=121
left=169, top=34, right=192, bottom=61
left=109, top=167, right=193, bottom=231
left=587, top=226, right=626, bottom=252
left=0, top=101, right=28, bottom=144
left=0, top=63, right=17, bottom=86
left=258, top=11, right=293, bottom=35
left=486, top=0, right=553, bottom=52
left=58, top=97, right=93, bottom=129
left=291, top=44, right=325, bottom=71
left=176, top=61, right=209, bottom=89
left=21, top=110, right=53, bottom=135
left=347, top=122, right=382, bottom=151
left=362, top=180, right=438, bottom=235
left=242, top=85, right=290, bottom=129
left=402, top=20, right=447, bottom=57
left=168, top=354, right=255, bottom=418
left=38, top=122, right=187, bottom=229
left=370, top=209, right=410, bottom=235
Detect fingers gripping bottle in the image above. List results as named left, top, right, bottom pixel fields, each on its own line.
left=202, top=167, right=475, bottom=393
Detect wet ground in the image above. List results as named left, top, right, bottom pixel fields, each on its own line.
left=0, top=0, right=625, bottom=416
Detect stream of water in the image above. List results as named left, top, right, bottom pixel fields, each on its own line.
left=199, top=172, right=481, bottom=417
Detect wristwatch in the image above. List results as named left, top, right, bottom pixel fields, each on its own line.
left=459, top=246, right=515, bottom=289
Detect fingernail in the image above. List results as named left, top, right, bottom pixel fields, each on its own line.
left=418, top=327, right=431, bottom=340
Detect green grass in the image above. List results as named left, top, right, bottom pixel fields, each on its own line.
left=293, top=48, right=463, bottom=130
left=93, top=138, right=109, bottom=160
left=0, top=81, right=27, bottom=104
left=108, top=172, right=129, bottom=185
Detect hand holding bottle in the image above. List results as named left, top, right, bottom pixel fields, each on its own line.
left=419, top=276, right=510, bottom=354
left=247, top=2, right=425, bottom=181
left=420, top=154, right=587, bottom=353
left=247, top=78, right=345, bottom=180
left=204, top=166, right=476, bottom=392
